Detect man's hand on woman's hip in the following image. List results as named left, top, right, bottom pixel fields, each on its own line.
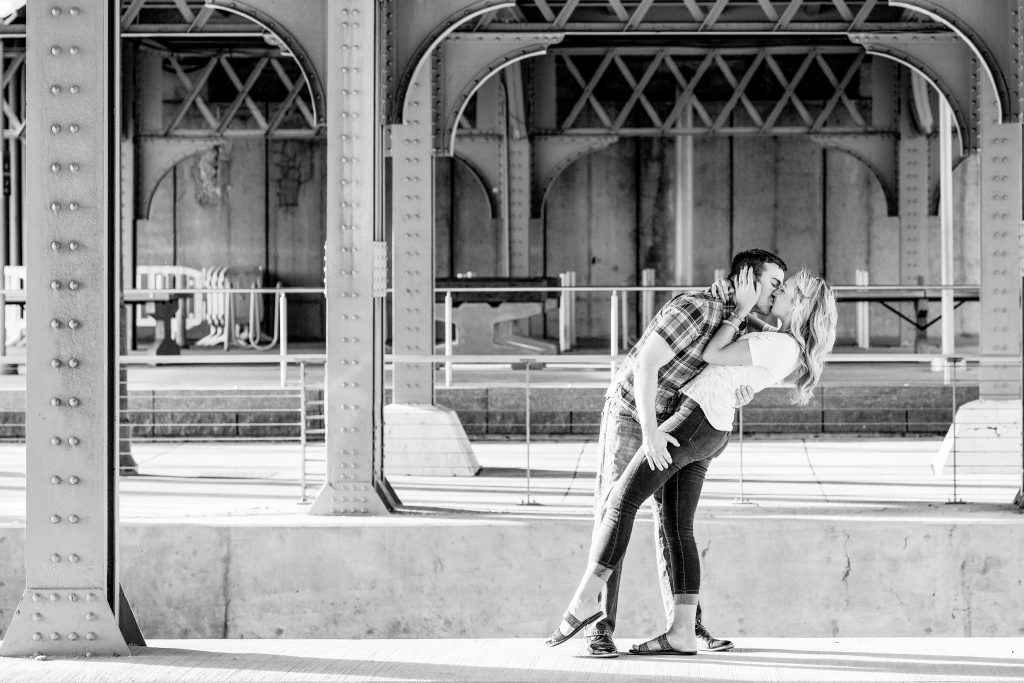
left=642, top=429, right=680, bottom=471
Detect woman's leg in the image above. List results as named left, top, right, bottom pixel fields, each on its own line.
left=551, top=409, right=711, bottom=640
left=661, top=458, right=710, bottom=651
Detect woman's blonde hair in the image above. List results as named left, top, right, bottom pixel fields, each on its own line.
left=787, top=269, right=838, bottom=405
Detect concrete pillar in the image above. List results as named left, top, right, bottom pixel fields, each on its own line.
left=310, top=0, right=396, bottom=515
left=1, top=0, right=142, bottom=656
left=898, top=88, right=930, bottom=348
left=674, top=106, right=694, bottom=285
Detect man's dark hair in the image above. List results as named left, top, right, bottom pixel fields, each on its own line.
left=729, top=248, right=787, bottom=280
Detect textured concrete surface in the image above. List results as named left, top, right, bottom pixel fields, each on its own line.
left=0, top=439, right=1020, bottom=641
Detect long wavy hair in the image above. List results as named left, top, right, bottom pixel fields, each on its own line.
left=787, top=269, right=838, bottom=405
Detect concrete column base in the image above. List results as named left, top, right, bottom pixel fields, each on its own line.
left=934, top=399, right=1022, bottom=475
left=384, top=404, right=480, bottom=476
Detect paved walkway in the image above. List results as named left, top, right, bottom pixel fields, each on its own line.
left=0, top=438, right=1018, bottom=523
left=1, top=637, right=1022, bottom=681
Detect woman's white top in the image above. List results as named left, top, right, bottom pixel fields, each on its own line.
left=681, top=331, right=800, bottom=431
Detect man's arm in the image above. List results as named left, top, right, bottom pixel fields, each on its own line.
left=633, top=333, right=681, bottom=471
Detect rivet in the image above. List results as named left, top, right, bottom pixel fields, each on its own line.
left=51, top=398, right=61, bottom=407
left=51, top=359, right=62, bottom=368
left=51, top=46, right=62, bottom=56
left=51, top=436, right=61, bottom=445
left=50, top=319, right=61, bottom=329
left=68, top=163, right=79, bottom=173
left=68, top=436, right=80, bottom=446
left=50, top=514, right=61, bottom=524
left=85, top=612, right=96, bottom=622
left=68, top=241, right=79, bottom=250
left=69, top=594, right=78, bottom=602
left=68, top=514, right=79, bottom=524
left=50, top=124, right=61, bottom=134
left=85, top=651, right=93, bottom=657
left=68, top=281, right=80, bottom=290
left=69, top=202, right=79, bottom=212
left=50, top=280, right=61, bottom=290
left=32, top=594, right=42, bottom=602
left=32, top=633, right=42, bottom=641
left=50, top=86, right=61, bottom=96
left=31, top=613, right=42, bottom=622
left=69, top=553, right=79, bottom=563
left=68, top=359, right=79, bottom=368
left=69, top=124, right=80, bottom=134
left=68, top=632, right=79, bottom=641
left=50, top=164, right=61, bottom=174
left=49, top=593, right=59, bottom=602
left=69, top=46, right=79, bottom=56
left=69, top=85, right=80, bottom=95
left=50, top=240, right=61, bottom=250
left=68, top=397, right=80, bottom=407
left=69, top=7, right=79, bottom=16
left=50, top=475, right=61, bottom=484
left=68, top=475, right=80, bottom=485
left=68, top=319, right=80, bottom=329
left=85, top=593, right=96, bottom=602
left=50, top=633, right=60, bottom=641
left=50, top=554, right=61, bottom=563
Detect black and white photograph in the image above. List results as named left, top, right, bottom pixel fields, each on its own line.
left=0, top=1, right=1022, bottom=681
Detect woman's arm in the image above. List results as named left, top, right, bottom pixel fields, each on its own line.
left=702, top=266, right=758, bottom=366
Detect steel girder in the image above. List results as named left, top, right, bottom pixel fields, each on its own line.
left=534, top=134, right=618, bottom=210
left=205, top=1, right=327, bottom=129
left=812, top=133, right=898, bottom=214
left=389, top=65, right=435, bottom=404
left=890, top=0, right=1024, bottom=125
left=387, top=0, right=517, bottom=123
left=509, top=0, right=932, bottom=32
left=550, top=46, right=877, bottom=136
left=1, top=0, right=144, bottom=657
left=850, top=32, right=979, bottom=153
left=309, top=0, right=397, bottom=515
left=977, top=71, right=1022, bottom=398
left=436, top=33, right=565, bottom=155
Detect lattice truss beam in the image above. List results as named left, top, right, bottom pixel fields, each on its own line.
left=0, top=50, right=25, bottom=139
left=518, top=46, right=877, bottom=135
left=121, top=0, right=260, bottom=34
left=500, top=0, right=942, bottom=32
left=143, top=47, right=318, bottom=137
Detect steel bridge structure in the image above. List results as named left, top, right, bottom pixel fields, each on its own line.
left=0, top=0, right=1020, bottom=657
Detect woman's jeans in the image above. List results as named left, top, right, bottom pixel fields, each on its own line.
left=590, top=403, right=729, bottom=596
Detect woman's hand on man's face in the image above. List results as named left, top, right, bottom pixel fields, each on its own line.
left=733, top=266, right=761, bottom=314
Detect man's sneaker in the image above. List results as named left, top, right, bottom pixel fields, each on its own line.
left=585, top=633, right=620, bottom=658
left=695, top=619, right=734, bottom=652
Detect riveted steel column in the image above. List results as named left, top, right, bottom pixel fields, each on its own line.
left=1, top=0, right=139, bottom=657
left=390, top=64, right=434, bottom=404
left=978, top=71, right=1022, bottom=398
left=309, top=0, right=396, bottom=515
left=506, top=65, right=531, bottom=277
left=898, top=82, right=931, bottom=348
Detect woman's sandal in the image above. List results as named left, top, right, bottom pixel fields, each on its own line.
left=629, top=633, right=697, bottom=656
left=544, top=610, right=604, bottom=647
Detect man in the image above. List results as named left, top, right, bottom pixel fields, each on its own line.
left=584, top=248, right=786, bottom=658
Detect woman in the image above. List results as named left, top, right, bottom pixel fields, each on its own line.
left=545, top=267, right=837, bottom=654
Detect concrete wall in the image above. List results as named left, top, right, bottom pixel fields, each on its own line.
left=139, top=140, right=327, bottom=341
left=1, top=514, right=1021, bottom=640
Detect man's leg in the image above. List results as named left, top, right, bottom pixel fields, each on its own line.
left=584, top=404, right=642, bottom=655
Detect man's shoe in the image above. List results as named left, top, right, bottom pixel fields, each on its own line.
left=695, top=620, right=733, bottom=652
left=586, top=633, right=620, bottom=658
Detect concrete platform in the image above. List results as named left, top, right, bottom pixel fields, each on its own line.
left=1, top=439, right=1022, bottom=641
left=0, top=638, right=1022, bottom=681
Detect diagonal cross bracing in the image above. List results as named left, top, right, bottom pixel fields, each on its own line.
left=550, top=46, right=874, bottom=135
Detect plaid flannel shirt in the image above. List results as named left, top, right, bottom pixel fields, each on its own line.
left=607, top=291, right=736, bottom=424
